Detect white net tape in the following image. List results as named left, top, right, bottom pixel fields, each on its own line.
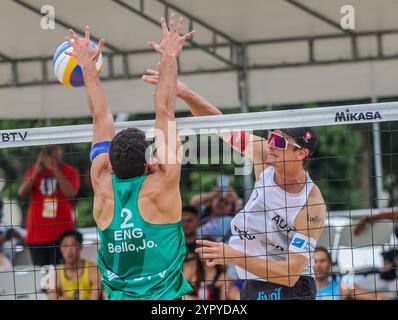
left=1, top=102, right=397, bottom=148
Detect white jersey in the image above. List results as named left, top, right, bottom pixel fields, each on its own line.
left=229, top=166, right=315, bottom=281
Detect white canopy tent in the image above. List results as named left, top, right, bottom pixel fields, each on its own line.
left=1, top=0, right=398, bottom=118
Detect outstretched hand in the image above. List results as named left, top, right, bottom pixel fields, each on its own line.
left=65, top=25, right=105, bottom=70
left=142, top=68, right=189, bottom=97
left=148, top=12, right=195, bottom=59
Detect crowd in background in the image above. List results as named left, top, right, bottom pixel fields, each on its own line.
left=0, top=144, right=397, bottom=300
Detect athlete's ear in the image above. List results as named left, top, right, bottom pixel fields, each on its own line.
left=297, top=148, right=309, bottom=161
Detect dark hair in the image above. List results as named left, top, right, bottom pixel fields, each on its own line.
left=182, top=205, right=199, bottom=217
left=109, top=128, right=150, bottom=179
left=0, top=199, right=3, bottom=211
left=59, top=229, right=83, bottom=245
left=315, top=246, right=332, bottom=264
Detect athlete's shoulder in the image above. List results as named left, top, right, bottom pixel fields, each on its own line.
left=307, top=183, right=325, bottom=206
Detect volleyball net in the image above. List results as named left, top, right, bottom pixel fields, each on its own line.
left=0, top=101, right=398, bottom=300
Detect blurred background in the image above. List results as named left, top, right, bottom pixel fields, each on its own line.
left=0, top=0, right=398, bottom=300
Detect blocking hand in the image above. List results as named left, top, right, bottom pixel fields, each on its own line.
left=148, top=12, right=195, bottom=59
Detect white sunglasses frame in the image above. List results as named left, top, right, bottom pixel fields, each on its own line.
left=268, top=132, right=303, bottom=150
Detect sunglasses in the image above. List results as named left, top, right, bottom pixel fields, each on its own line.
left=267, top=132, right=302, bottom=150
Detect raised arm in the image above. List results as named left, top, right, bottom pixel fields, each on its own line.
left=147, top=14, right=194, bottom=182
left=142, top=70, right=269, bottom=180
left=65, top=27, right=114, bottom=185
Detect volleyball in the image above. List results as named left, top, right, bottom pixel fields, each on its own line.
left=52, top=41, right=103, bottom=87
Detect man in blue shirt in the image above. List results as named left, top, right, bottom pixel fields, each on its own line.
left=314, top=247, right=340, bottom=300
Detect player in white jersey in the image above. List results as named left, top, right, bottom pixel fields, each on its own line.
left=141, top=72, right=327, bottom=300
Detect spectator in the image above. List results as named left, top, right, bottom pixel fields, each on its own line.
left=340, top=249, right=398, bottom=300
left=196, top=195, right=238, bottom=242
left=191, top=179, right=242, bottom=243
left=47, top=230, right=101, bottom=300
left=18, top=145, right=80, bottom=266
left=181, top=209, right=231, bottom=300
left=190, top=177, right=243, bottom=224
left=314, top=247, right=340, bottom=300
left=183, top=236, right=230, bottom=300
left=0, top=199, right=25, bottom=267
left=182, top=206, right=200, bottom=252
left=354, top=209, right=398, bottom=239
left=0, top=200, right=10, bottom=267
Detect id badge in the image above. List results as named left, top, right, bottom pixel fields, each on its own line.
left=42, top=197, right=58, bottom=219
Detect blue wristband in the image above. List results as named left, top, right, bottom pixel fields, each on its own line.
left=90, top=141, right=111, bottom=162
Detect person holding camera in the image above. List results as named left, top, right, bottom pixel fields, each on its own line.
left=18, top=145, right=80, bottom=266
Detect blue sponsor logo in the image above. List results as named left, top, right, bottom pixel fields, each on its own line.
left=292, top=237, right=305, bottom=249
left=257, top=287, right=282, bottom=300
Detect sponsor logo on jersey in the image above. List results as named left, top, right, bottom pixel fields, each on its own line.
left=234, top=225, right=256, bottom=240
left=257, top=287, right=282, bottom=300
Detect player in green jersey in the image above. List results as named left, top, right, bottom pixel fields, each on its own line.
left=64, top=13, right=195, bottom=299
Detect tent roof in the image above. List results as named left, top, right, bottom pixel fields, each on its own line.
left=1, top=0, right=398, bottom=118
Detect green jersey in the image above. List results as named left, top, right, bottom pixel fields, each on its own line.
left=97, top=175, right=192, bottom=300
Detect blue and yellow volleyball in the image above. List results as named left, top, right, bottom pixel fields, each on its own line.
left=52, top=41, right=103, bottom=87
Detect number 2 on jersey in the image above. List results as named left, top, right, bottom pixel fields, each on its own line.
left=121, top=208, right=134, bottom=229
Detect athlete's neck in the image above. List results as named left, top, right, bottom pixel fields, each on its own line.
left=65, top=258, right=84, bottom=269
left=273, top=166, right=307, bottom=193
left=315, top=276, right=331, bottom=289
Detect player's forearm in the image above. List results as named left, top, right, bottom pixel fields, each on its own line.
left=179, top=87, right=222, bottom=116
left=18, top=167, right=41, bottom=198
left=366, top=211, right=397, bottom=222
left=155, top=55, right=178, bottom=118
left=81, top=66, right=112, bottom=121
left=189, top=191, right=217, bottom=208
left=352, top=285, right=389, bottom=300
left=18, top=181, right=33, bottom=199
left=227, top=250, right=301, bottom=287
left=52, top=166, right=76, bottom=198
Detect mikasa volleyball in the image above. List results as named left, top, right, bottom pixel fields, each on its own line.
left=52, top=41, right=103, bottom=87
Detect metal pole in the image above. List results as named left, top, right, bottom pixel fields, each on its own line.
left=237, top=45, right=253, bottom=201
left=115, top=113, right=129, bottom=122
left=372, top=97, right=384, bottom=209
left=369, top=61, right=384, bottom=209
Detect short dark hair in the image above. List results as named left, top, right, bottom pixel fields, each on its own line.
left=182, top=205, right=199, bottom=217
left=315, top=246, right=332, bottom=264
left=59, top=229, right=83, bottom=245
left=109, top=128, right=150, bottom=179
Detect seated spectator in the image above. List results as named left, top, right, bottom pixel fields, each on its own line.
left=0, top=199, right=26, bottom=266
left=183, top=236, right=230, bottom=300
left=340, top=249, right=398, bottom=300
left=181, top=210, right=231, bottom=299
left=314, top=247, right=340, bottom=300
left=47, top=230, right=101, bottom=300
left=225, top=264, right=244, bottom=300
left=182, top=206, right=200, bottom=251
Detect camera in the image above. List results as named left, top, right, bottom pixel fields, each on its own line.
left=42, top=146, right=53, bottom=156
